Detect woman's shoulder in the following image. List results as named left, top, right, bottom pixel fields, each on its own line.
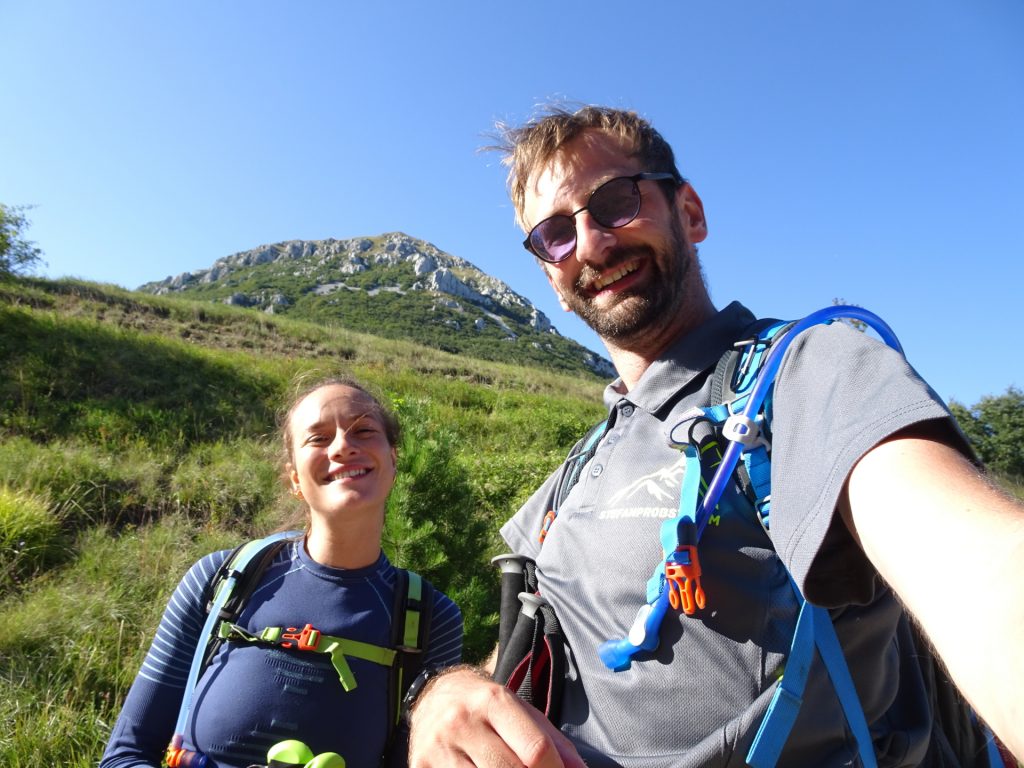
left=177, top=535, right=299, bottom=601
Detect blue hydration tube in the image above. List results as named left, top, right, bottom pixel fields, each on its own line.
left=598, top=306, right=903, bottom=672
left=697, top=305, right=902, bottom=539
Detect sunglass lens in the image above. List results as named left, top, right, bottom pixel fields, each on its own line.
left=531, top=216, right=576, bottom=262
left=589, top=177, right=641, bottom=228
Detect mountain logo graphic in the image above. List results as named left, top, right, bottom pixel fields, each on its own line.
left=607, top=455, right=686, bottom=507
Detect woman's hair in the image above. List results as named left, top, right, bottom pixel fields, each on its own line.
left=278, top=373, right=400, bottom=464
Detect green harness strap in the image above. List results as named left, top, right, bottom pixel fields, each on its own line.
left=400, top=571, right=423, bottom=649
left=217, top=621, right=397, bottom=691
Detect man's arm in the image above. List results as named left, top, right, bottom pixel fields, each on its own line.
left=407, top=658, right=586, bottom=768
left=842, top=433, right=1024, bottom=761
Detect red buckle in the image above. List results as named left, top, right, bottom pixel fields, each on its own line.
left=281, top=623, right=321, bottom=650
left=665, top=545, right=706, bottom=615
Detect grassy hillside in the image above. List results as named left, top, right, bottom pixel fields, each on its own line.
left=137, top=233, right=615, bottom=378
left=0, top=276, right=606, bottom=766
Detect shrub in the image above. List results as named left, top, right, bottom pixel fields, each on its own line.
left=385, top=397, right=499, bottom=662
left=0, top=437, right=168, bottom=527
left=0, top=486, right=65, bottom=593
left=170, top=439, right=282, bottom=527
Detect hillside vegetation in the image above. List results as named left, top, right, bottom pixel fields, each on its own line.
left=0, top=276, right=606, bottom=766
left=137, top=232, right=616, bottom=379
left=4, top=277, right=1020, bottom=768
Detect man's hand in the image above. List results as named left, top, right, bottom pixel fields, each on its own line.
left=408, top=667, right=586, bottom=767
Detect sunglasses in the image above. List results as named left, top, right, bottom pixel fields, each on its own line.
left=523, top=172, right=678, bottom=263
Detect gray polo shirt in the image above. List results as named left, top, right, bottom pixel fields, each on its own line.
left=501, top=302, right=957, bottom=767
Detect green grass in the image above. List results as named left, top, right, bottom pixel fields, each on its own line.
left=0, top=276, right=606, bottom=764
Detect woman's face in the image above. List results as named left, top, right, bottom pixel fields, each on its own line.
left=286, top=384, right=397, bottom=523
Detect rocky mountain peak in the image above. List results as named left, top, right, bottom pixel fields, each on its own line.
left=139, top=232, right=615, bottom=379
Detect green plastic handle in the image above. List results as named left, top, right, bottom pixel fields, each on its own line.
left=267, top=739, right=315, bottom=767
left=305, top=752, right=345, bottom=768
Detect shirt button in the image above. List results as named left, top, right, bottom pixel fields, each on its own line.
left=621, top=404, right=635, bottom=417
left=591, top=463, right=604, bottom=477
left=606, top=433, right=619, bottom=445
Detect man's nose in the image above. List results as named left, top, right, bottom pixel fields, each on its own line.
left=573, top=211, right=617, bottom=263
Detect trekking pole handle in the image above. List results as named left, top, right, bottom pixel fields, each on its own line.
left=492, top=554, right=528, bottom=655
left=518, top=592, right=546, bottom=619
left=491, top=554, right=527, bottom=575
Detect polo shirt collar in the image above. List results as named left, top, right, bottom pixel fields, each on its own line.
left=602, top=301, right=757, bottom=416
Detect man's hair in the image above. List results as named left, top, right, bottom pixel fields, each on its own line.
left=494, top=104, right=685, bottom=229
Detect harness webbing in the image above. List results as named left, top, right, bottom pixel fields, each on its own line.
left=216, top=621, right=398, bottom=691
left=747, top=595, right=875, bottom=768
left=598, top=306, right=903, bottom=767
left=169, top=533, right=433, bottom=768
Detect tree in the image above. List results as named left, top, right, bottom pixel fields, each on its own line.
left=949, top=386, right=1024, bottom=481
left=0, top=204, right=45, bottom=278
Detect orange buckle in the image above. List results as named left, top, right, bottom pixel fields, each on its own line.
left=538, top=509, right=557, bottom=544
left=665, top=545, right=706, bottom=615
left=281, top=623, right=321, bottom=651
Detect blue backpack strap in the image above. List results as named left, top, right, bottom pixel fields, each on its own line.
left=171, top=530, right=301, bottom=741
left=746, top=596, right=877, bottom=768
left=704, top=319, right=790, bottom=533
left=983, top=725, right=1009, bottom=767
left=600, top=306, right=907, bottom=766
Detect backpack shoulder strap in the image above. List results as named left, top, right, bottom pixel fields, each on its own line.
left=709, top=318, right=793, bottom=406
left=537, top=417, right=611, bottom=545
left=200, top=535, right=292, bottom=669
left=170, top=530, right=300, bottom=746
left=554, top=418, right=610, bottom=511
left=383, top=568, right=434, bottom=757
left=703, top=318, right=793, bottom=529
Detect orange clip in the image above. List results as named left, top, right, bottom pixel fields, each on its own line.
left=538, top=509, right=557, bottom=544
left=281, top=623, right=321, bottom=650
left=665, top=545, right=706, bottom=615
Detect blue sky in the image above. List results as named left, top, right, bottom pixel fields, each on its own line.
left=2, top=1, right=1021, bottom=406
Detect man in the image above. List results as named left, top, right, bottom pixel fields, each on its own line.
left=406, top=105, right=1023, bottom=766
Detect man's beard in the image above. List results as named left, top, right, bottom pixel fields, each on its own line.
left=564, top=217, right=693, bottom=346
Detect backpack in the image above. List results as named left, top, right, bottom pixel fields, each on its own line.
left=165, top=532, right=433, bottom=768
left=492, top=306, right=1005, bottom=768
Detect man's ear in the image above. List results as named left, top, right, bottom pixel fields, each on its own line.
left=677, top=183, right=708, bottom=244
left=543, top=265, right=573, bottom=312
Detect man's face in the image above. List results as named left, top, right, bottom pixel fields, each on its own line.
left=521, top=130, right=707, bottom=349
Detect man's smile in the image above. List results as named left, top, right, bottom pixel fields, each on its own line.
left=590, top=260, right=641, bottom=292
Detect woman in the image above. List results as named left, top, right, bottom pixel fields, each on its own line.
left=101, top=377, right=463, bottom=768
